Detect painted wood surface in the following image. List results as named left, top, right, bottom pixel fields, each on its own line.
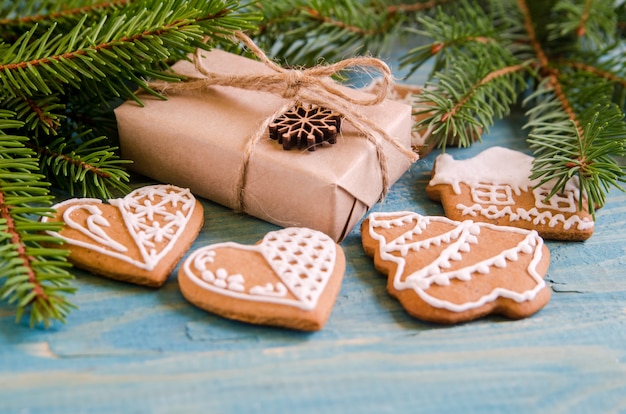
left=1, top=51, right=626, bottom=414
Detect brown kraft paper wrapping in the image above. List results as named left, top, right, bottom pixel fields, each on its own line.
left=115, top=49, right=414, bottom=242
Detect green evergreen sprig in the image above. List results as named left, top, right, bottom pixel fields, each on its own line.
left=0, top=0, right=248, bottom=103
left=0, top=110, right=75, bottom=328
left=34, top=134, right=131, bottom=198
left=525, top=74, right=626, bottom=213
left=250, top=0, right=422, bottom=64
left=414, top=57, right=528, bottom=148
left=403, top=2, right=530, bottom=147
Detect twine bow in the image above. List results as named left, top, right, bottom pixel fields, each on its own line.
left=151, top=31, right=418, bottom=211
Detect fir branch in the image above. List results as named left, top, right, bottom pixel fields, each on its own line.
left=0, top=110, right=75, bottom=328
left=441, top=63, right=528, bottom=122
left=524, top=74, right=626, bottom=215
left=0, top=0, right=248, bottom=103
left=0, top=0, right=130, bottom=26
left=32, top=134, right=131, bottom=198
left=516, top=0, right=549, bottom=65
left=386, top=0, right=455, bottom=14
left=251, top=0, right=447, bottom=66
left=1, top=94, right=64, bottom=136
left=400, top=1, right=512, bottom=75
left=256, top=0, right=451, bottom=38
left=558, top=58, right=626, bottom=89
left=415, top=58, right=527, bottom=148
left=0, top=0, right=131, bottom=43
left=62, top=98, right=122, bottom=148
left=406, top=0, right=530, bottom=148
left=548, top=0, right=618, bottom=49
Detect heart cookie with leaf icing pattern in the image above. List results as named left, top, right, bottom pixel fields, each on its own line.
left=361, top=211, right=551, bottom=324
left=43, top=184, right=204, bottom=287
left=178, top=227, right=345, bottom=331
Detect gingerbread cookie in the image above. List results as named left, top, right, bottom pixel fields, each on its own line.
left=178, top=227, right=345, bottom=331
left=361, top=211, right=551, bottom=324
left=426, top=146, right=594, bottom=240
left=43, top=184, right=204, bottom=287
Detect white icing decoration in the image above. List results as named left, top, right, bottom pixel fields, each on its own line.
left=43, top=185, right=196, bottom=271
left=367, top=211, right=547, bottom=313
left=429, top=147, right=535, bottom=195
left=63, top=203, right=128, bottom=252
left=471, top=184, right=514, bottom=205
left=183, top=227, right=336, bottom=311
left=532, top=187, right=576, bottom=213
left=199, top=268, right=246, bottom=292
left=249, top=283, right=288, bottom=298
left=428, top=146, right=594, bottom=229
left=456, top=204, right=595, bottom=230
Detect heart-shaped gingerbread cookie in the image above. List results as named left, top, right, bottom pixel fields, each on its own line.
left=43, top=184, right=204, bottom=287
left=178, top=227, right=345, bottom=331
left=361, top=211, right=551, bottom=324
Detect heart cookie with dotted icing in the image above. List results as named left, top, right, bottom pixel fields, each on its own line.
left=425, top=146, right=594, bottom=240
left=178, top=227, right=345, bottom=331
left=43, top=184, right=204, bottom=287
left=361, top=211, right=551, bottom=324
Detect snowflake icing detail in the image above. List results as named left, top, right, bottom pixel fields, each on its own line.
left=269, top=104, right=342, bottom=151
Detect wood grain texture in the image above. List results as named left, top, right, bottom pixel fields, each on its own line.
left=1, top=52, right=626, bottom=414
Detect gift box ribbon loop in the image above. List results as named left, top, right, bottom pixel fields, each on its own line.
left=151, top=31, right=418, bottom=211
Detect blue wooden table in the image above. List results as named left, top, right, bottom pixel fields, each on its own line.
left=2, top=51, right=626, bottom=413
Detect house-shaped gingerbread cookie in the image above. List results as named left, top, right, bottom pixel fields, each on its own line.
left=425, top=146, right=594, bottom=241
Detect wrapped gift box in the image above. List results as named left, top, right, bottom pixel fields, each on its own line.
left=115, top=49, right=414, bottom=241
